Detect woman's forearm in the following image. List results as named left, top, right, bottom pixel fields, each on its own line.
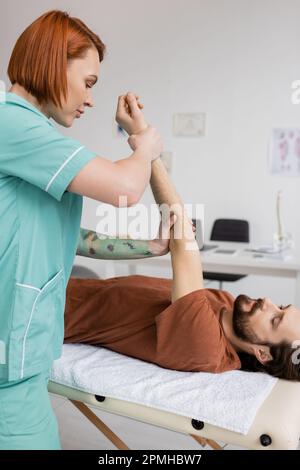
left=76, top=228, right=164, bottom=259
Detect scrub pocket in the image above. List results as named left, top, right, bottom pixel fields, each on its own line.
left=8, top=269, right=65, bottom=381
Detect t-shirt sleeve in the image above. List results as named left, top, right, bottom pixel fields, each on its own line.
left=154, top=289, right=229, bottom=372
left=0, top=119, right=98, bottom=201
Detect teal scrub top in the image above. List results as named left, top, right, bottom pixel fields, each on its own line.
left=0, top=92, right=98, bottom=380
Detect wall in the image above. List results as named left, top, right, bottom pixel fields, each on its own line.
left=1, top=0, right=299, bottom=303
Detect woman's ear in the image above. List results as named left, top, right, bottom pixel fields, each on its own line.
left=252, top=345, right=273, bottom=364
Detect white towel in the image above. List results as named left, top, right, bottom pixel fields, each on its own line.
left=50, top=343, right=277, bottom=435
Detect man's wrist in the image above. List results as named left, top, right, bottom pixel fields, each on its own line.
left=131, top=146, right=153, bottom=163
left=128, top=123, right=149, bottom=136
left=148, top=239, right=168, bottom=256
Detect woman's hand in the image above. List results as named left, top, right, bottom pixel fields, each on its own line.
left=116, top=92, right=148, bottom=135
left=128, top=126, right=163, bottom=161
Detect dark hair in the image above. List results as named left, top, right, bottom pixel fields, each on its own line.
left=232, top=308, right=261, bottom=344
left=238, top=341, right=300, bottom=380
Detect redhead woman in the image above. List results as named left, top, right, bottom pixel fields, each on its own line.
left=0, top=9, right=164, bottom=450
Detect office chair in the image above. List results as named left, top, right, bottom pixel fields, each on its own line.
left=203, top=218, right=250, bottom=290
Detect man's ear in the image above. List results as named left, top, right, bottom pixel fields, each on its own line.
left=252, top=345, right=273, bottom=364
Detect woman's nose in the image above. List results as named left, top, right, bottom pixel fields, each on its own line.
left=84, top=91, right=94, bottom=108
left=84, top=99, right=94, bottom=108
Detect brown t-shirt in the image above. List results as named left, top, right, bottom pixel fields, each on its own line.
left=64, top=274, right=241, bottom=373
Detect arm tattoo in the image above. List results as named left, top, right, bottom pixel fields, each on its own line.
left=76, top=228, right=157, bottom=260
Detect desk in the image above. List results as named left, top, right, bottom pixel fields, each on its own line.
left=116, top=242, right=300, bottom=305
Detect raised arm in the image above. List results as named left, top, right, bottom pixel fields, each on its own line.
left=67, top=93, right=162, bottom=207
left=150, top=158, right=204, bottom=302
left=67, top=128, right=161, bottom=207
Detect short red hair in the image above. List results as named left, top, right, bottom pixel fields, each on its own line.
left=7, top=10, right=106, bottom=108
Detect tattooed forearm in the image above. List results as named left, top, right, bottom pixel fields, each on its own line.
left=76, top=228, right=163, bottom=260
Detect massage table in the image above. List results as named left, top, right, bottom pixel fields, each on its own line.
left=49, top=343, right=300, bottom=451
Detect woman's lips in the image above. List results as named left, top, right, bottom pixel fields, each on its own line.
left=75, top=110, right=81, bottom=118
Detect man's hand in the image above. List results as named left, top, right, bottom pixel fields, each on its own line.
left=149, top=213, right=196, bottom=256
left=169, top=210, right=197, bottom=253
left=148, top=213, right=177, bottom=256
left=116, top=92, right=148, bottom=135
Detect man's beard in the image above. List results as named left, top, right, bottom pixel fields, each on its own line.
left=232, top=294, right=263, bottom=342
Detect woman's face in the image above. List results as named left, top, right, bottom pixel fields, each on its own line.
left=47, top=46, right=100, bottom=127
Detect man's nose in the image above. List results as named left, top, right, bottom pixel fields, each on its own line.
left=248, top=297, right=265, bottom=313
left=261, top=297, right=269, bottom=311
left=244, top=298, right=257, bottom=313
